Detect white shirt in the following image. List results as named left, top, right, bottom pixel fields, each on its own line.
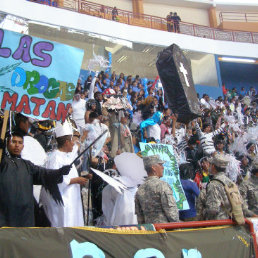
left=72, top=99, right=86, bottom=132
left=200, top=98, right=211, bottom=109
left=83, top=119, right=110, bottom=157
left=147, top=123, right=161, bottom=142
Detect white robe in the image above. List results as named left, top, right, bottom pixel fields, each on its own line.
left=102, top=185, right=138, bottom=226
left=40, top=147, right=84, bottom=227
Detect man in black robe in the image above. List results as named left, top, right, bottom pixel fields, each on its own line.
left=0, top=131, right=71, bottom=227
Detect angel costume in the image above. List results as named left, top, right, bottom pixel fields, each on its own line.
left=101, top=153, right=147, bottom=226
left=102, top=178, right=138, bottom=226
left=40, top=145, right=84, bottom=227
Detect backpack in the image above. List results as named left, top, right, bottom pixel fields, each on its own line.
left=212, top=179, right=245, bottom=225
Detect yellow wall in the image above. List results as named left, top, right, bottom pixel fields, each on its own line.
left=218, top=21, right=258, bottom=32
left=86, top=0, right=133, bottom=12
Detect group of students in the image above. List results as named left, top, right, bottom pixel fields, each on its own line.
left=0, top=70, right=257, bottom=227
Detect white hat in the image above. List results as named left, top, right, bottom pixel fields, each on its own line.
left=55, top=120, right=73, bottom=138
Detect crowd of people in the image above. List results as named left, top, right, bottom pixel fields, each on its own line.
left=0, top=70, right=257, bottom=228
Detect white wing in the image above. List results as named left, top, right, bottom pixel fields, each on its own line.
left=114, top=152, right=147, bottom=186
left=90, top=168, right=127, bottom=194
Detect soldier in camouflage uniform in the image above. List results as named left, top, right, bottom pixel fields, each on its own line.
left=135, top=155, right=179, bottom=224
left=239, top=158, right=258, bottom=215
left=205, top=154, right=254, bottom=220
left=196, top=188, right=207, bottom=221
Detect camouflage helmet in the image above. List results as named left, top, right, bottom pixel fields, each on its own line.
left=208, top=153, right=230, bottom=169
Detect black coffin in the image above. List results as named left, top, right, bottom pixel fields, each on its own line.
left=156, top=44, right=201, bottom=123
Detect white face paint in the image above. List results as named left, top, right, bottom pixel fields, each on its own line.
left=179, top=62, right=190, bottom=87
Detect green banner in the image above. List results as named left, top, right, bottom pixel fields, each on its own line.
left=140, top=143, right=189, bottom=210
left=0, top=225, right=255, bottom=257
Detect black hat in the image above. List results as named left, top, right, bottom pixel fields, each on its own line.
left=246, top=142, right=255, bottom=150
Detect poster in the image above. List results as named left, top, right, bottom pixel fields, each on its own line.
left=140, top=143, right=189, bottom=210
left=0, top=29, right=84, bottom=121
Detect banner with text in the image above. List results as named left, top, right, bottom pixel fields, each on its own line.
left=140, top=143, right=189, bottom=210
left=0, top=29, right=84, bottom=121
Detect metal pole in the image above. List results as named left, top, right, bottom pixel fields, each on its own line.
left=0, top=110, right=9, bottom=162
left=70, top=129, right=108, bottom=166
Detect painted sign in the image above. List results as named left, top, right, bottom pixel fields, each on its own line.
left=140, top=143, right=189, bottom=210
left=0, top=29, right=84, bottom=121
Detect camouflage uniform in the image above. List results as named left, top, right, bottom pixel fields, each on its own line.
left=196, top=188, right=207, bottom=221
left=205, top=172, right=254, bottom=220
left=239, top=175, right=258, bottom=215
left=135, top=176, right=179, bottom=224
left=205, top=172, right=234, bottom=220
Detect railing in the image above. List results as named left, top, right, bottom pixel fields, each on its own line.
left=27, top=0, right=258, bottom=44
left=219, top=12, right=258, bottom=23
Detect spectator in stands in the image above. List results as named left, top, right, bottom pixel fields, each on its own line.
left=102, top=78, right=109, bottom=90
left=200, top=94, right=211, bottom=109
left=248, top=87, right=256, bottom=97
left=166, top=12, right=173, bottom=32
left=222, top=82, right=228, bottom=97
left=72, top=89, right=86, bottom=134
left=94, top=91, right=103, bottom=116
left=179, top=163, right=200, bottom=221
left=100, top=5, right=105, bottom=15
left=104, top=73, right=110, bottom=85
left=110, top=71, right=117, bottom=83
left=112, top=7, right=118, bottom=21
left=85, top=99, right=97, bottom=124
left=195, top=120, right=226, bottom=156
left=173, top=12, right=181, bottom=33
left=131, top=80, right=140, bottom=93
left=118, top=72, right=125, bottom=82
left=84, top=75, right=92, bottom=91
left=240, top=87, right=247, bottom=97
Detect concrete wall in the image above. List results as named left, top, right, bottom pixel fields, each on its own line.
left=191, top=54, right=219, bottom=87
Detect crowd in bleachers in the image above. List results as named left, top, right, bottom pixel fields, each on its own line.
left=70, top=71, right=258, bottom=223
left=0, top=70, right=257, bottom=227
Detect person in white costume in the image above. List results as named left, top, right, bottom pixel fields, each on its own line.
left=72, top=90, right=86, bottom=134
left=102, top=176, right=138, bottom=226
left=101, top=153, right=147, bottom=226
left=40, top=120, right=90, bottom=227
